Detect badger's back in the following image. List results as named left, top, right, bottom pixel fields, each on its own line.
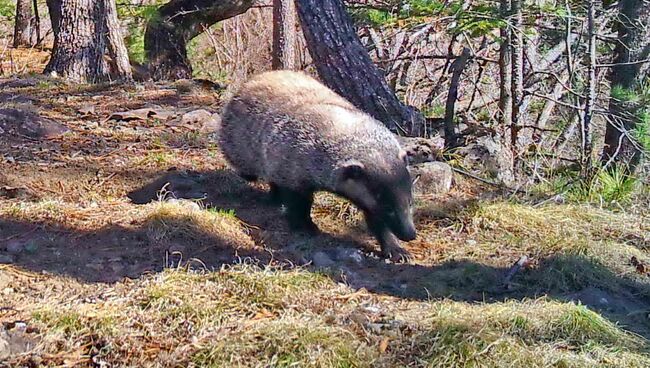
left=219, top=71, right=402, bottom=190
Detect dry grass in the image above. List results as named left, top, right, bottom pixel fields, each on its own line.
left=3, top=264, right=650, bottom=367
left=3, top=198, right=650, bottom=367
left=1, top=76, right=650, bottom=367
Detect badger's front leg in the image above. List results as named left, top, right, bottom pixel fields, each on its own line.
left=366, top=214, right=411, bottom=262
left=278, top=186, right=319, bottom=234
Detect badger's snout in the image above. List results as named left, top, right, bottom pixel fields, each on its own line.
left=395, top=220, right=417, bottom=241
left=388, top=208, right=416, bottom=241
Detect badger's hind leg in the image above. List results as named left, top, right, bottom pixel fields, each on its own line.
left=277, top=186, right=319, bottom=234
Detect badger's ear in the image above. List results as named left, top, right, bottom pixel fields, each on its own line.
left=335, top=160, right=376, bottom=210
left=337, top=160, right=366, bottom=182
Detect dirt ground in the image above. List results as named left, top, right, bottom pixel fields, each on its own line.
left=1, top=69, right=650, bottom=366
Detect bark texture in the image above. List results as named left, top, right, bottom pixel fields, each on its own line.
left=32, top=0, right=42, bottom=46
left=105, top=0, right=132, bottom=81
left=498, top=0, right=512, bottom=143
left=46, top=0, right=62, bottom=35
left=45, top=0, right=132, bottom=83
left=45, top=0, right=108, bottom=82
left=144, top=0, right=255, bottom=81
left=582, top=0, right=596, bottom=172
left=444, top=47, right=471, bottom=147
left=295, top=0, right=424, bottom=136
left=272, top=0, right=297, bottom=70
left=602, top=0, right=650, bottom=172
left=13, top=0, right=33, bottom=48
left=510, top=0, right=524, bottom=148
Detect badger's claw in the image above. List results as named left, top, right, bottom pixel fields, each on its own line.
left=381, top=244, right=412, bottom=263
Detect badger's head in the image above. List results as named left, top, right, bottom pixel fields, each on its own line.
left=334, top=153, right=416, bottom=241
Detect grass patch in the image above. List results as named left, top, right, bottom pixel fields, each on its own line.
left=144, top=200, right=255, bottom=249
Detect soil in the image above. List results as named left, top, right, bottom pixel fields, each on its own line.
left=1, top=76, right=649, bottom=341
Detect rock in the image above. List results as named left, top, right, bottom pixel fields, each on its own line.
left=397, top=136, right=445, bottom=165
left=181, top=109, right=213, bottom=125
left=336, top=248, right=364, bottom=264
left=408, top=161, right=454, bottom=195
left=5, top=240, right=23, bottom=254
left=0, top=78, right=38, bottom=89
left=458, top=136, right=515, bottom=186
left=312, top=251, right=335, bottom=268
left=0, top=92, right=34, bottom=104
left=0, top=324, right=39, bottom=360
left=200, top=114, right=221, bottom=134
left=108, top=105, right=177, bottom=122
left=24, top=241, right=39, bottom=254
left=78, top=104, right=96, bottom=116
left=0, top=255, right=15, bottom=264
left=0, top=108, right=69, bottom=139
left=166, top=198, right=201, bottom=212
left=0, top=186, right=34, bottom=200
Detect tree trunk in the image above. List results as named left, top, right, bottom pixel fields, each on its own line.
left=13, top=0, right=33, bottom=48
left=295, top=0, right=424, bottom=136
left=144, top=0, right=255, bottom=81
left=46, top=0, right=62, bottom=35
left=602, top=0, right=650, bottom=172
left=32, top=0, right=42, bottom=46
left=510, top=0, right=524, bottom=149
left=45, top=0, right=131, bottom=83
left=272, top=0, right=297, bottom=70
left=498, top=0, right=512, bottom=144
left=45, top=0, right=108, bottom=82
left=443, top=47, right=471, bottom=148
left=582, top=0, right=597, bottom=173
left=105, top=0, right=132, bottom=81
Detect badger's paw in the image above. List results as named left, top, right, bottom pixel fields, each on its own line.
left=381, top=245, right=412, bottom=264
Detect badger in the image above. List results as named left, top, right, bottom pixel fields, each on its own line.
left=219, top=71, right=416, bottom=261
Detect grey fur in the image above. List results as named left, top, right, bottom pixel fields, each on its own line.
left=219, top=70, right=416, bottom=260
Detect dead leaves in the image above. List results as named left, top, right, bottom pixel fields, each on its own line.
left=630, top=256, right=647, bottom=275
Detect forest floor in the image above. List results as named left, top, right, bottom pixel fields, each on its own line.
left=1, top=56, right=650, bottom=366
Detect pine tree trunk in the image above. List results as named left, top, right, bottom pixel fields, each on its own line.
left=295, top=0, right=424, bottom=136
left=144, top=0, right=254, bottom=81
left=498, top=0, right=512, bottom=143
left=510, top=0, right=524, bottom=149
left=272, top=0, right=297, bottom=70
left=105, top=0, right=132, bottom=81
left=602, top=0, right=650, bottom=172
left=13, top=0, right=33, bottom=48
left=582, top=0, right=597, bottom=173
left=32, top=0, right=42, bottom=46
left=45, top=0, right=108, bottom=82
left=46, top=0, right=61, bottom=35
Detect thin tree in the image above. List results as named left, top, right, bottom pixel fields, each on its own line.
left=13, top=0, right=33, bottom=48
left=295, top=0, right=424, bottom=136
left=602, top=0, right=649, bottom=172
left=498, top=0, right=512, bottom=141
left=510, top=0, right=524, bottom=148
left=582, top=0, right=597, bottom=173
left=32, top=0, right=42, bottom=46
left=272, top=0, right=297, bottom=70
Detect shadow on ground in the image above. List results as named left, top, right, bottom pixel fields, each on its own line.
left=2, top=168, right=650, bottom=338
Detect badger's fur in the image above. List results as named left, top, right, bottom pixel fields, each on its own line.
left=219, top=71, right=416, bottom=261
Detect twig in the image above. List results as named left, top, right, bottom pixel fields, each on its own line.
left=451, top=167, right=524, bottom=195
left=503, top=255, right=529, bottom=288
